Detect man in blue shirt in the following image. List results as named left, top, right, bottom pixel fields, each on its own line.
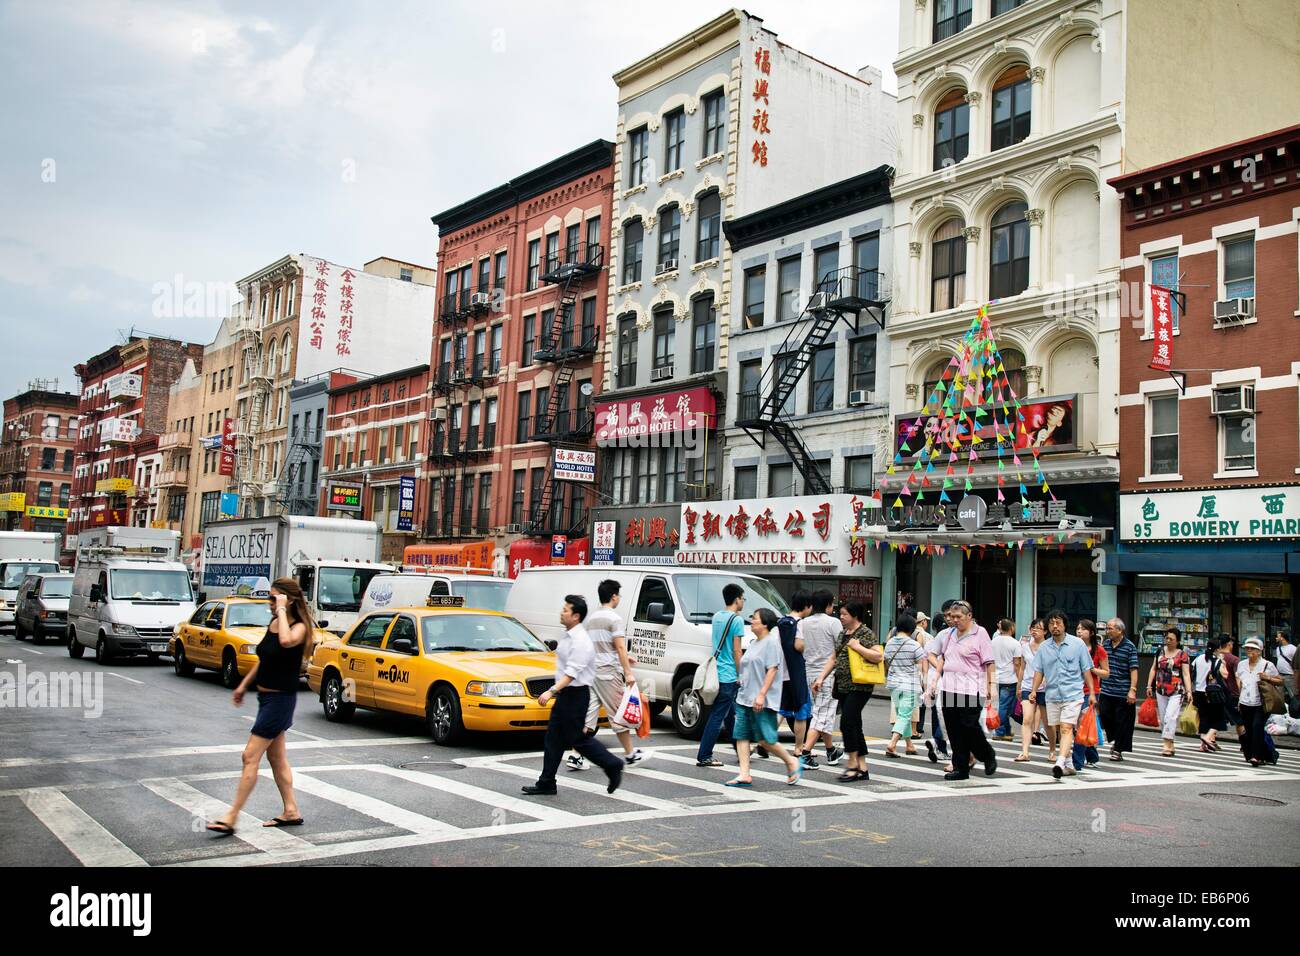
left=1099, top=618, right=1139, bottom=762
left=696, top=583, right=746, bottom=767
left=1029, top=610, right=1094, bottom=779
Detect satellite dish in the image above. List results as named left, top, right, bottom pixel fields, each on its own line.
left=579, top=382, right=594, bottom=396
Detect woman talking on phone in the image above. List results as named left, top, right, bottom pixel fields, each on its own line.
left=207, top=578, right=312, bottom=835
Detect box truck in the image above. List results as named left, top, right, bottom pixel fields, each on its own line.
left=0, top=530, right=63, bottom=628
left=199, top=515, right=392, bottom=636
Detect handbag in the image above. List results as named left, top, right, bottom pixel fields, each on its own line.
left=1260, top=674, right=1286, bottom=715
left=691, top=613, right=736, bottom=706
left=848, top=632, right=885, bottom=685
left=1206, top=655, right=1229, bottom=706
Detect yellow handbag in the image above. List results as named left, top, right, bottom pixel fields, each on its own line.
left=847, top=635, right=885, bottom=685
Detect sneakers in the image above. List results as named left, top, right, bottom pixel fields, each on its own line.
left=623, top=749, right=645, bottom=765
left=984, top=752, right=997, bottom=777
left=566, top=755, right=587, bottom=772
left=943, top=770, right=969, bottom=781
left=1052, top=764, right=1064, bottom=779
left=799, top=751, right=820, bottom=770
left=924, top=739, right=938, bottom=764
left=825, top=746, right=844, bottom=766
left=1063, top=764, right=1077, bottom=776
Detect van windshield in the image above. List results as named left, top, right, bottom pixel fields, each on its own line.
left=674, top=574, right=790, bottom=624
left=319, top=566, right=386, bottom=612
left=2, top=562, right=59, bottom=589
left=110, top=569, right=192, bottom=602
left=421, top=614, right=547, bottom=653
left=450, top=580, right=512, bottom=612
left=41, top=577, right=73, bottom=598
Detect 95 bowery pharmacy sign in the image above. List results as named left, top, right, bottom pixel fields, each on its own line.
left=1121, top=486, right=1300, bottom=542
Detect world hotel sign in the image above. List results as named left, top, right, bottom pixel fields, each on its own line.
left=1121, top=486, right=1300, bottom=542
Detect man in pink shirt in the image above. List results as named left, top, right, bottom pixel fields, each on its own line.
left=927, top=599, right=998, bottom=781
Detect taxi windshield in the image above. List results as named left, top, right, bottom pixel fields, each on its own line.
left=420, top=614, right=547, bottom=654
left=109, top=569, right=192, bottom=602
left=449, top=579, right=512, bottom=612
left=225, top=602, right=272, bottom=628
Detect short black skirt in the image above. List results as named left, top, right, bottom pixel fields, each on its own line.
left=250, top=690, right=297, bottom=739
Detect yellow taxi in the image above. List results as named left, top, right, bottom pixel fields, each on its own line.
left=306, top=595, right=557, bottom=745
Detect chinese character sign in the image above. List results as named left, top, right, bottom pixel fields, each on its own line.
left=397, top=475, right=416, bottom=532
left=1149, top=285, right=1174, bottom=372
left=751, top=45, right=773, bottom=168
left=219, top=418, right=236, bottom=476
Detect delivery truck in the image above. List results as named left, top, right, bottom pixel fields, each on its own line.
left=0, top=530, right=63, bottom=628
left=199, top=515, right=392, bottom=636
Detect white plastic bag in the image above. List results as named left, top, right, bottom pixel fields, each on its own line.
left=617, top=682, right=644, bottom=728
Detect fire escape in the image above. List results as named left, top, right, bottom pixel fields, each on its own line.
left=525, top=239, right=603, bottom=537
left=735, top=266, right=890, bottom=494
left=235, top=313, right=272, bottom=514
left=274, top=423, right=321, bottom=515
left=427, top=277, right=498, bottom=538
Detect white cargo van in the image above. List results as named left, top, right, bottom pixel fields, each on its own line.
left=359, top=572, right=514, bottom=619
left=0, top=530, right=61, bottom=628
left=505, top=566, right=790, bottom=739
left=67, top=526, right=196, bottom=664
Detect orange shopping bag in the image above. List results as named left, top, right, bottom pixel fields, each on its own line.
left=1075, top=703, right=1099, bottom=747
left=1138, top=696, right=1158, bottom=727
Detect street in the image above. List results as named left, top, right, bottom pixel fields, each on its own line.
left=3, top=634, right=1298, bottom=868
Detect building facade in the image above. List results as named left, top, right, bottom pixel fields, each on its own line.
left=285, top=370, right=360, bottom=519
left=427, top=139, right=614, bottom=565
left=0, top=384, right=79, bottom=542
left=1111, top=123, right=1300, bottom=656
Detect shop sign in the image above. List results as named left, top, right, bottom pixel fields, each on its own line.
left=955, top=495, right=987, bottom=533
left=894, top=393, right=1078, bottom=460
left=98, top=418, right=141, bottom=445
left=592, top=521, right=616, bottom=566
left=397, top=476, right=415, bottom=532
left=1149, top=285, right=1174, bottom=372
left=0, top=492, right=26, bottom=511
left=1122, top=486, right=1300, bottom=542
left=219, top=418, right=235, bottom=476
left=553, top=448, right=595, bottom=483
left=856, top=496, right=1071, bottom=530
left=95, top=477, right=135, bottom=496
left=594, top=386, right=715, bottom=444
left=328, top=482, right=363, bottom=513
left=26, top=506, right=68, bottom=520
left=105, top=373, right=142, bottom=401
left=592, top=505, right=681, bottom=566
left=550, top=535, right=567, bottom=565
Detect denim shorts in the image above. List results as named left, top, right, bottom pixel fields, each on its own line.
left=250, top=690, right=297, bottom=739
left=734, top=706, right=780, bottom=744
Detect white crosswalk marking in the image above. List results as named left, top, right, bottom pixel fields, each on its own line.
left=470, top=758, right=687, bottom=812
left=19, top=788, right=147, bottom=867
left=139, top=777, right=310, bottom=854
left=291, top=771, right=461, bottom=836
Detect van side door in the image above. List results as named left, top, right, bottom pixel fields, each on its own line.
left=628, top=574, right=673, bottom=703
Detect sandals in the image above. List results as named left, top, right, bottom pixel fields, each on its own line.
left=206, top=821, right=236, bottom=836
left=264, top=816, right=305, bottom=828
left=836, top=769, right=867, bottom=782
left=885, top=749, right=901, bottom=759
left=696, top=758, right=724, bottom=768
left=724, top=777, right=753, bottom=788
left=786, top=765, right=804, bottom=786
left=1014, top=754, right=1031, bottom=762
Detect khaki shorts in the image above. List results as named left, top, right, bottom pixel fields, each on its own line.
left=1046, top=699, right=1082, bottom=727
left=808, top=673, right=837, bottom=733
left=584, top=668, right=633, bottom=734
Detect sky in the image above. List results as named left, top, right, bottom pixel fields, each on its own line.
left=0, top=0, right=900, bottom=395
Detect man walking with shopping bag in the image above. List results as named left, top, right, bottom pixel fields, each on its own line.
left=566, top=579, right=645, bottom=771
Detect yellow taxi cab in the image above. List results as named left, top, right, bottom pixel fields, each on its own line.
left=306, top=595, right=557, bottom=745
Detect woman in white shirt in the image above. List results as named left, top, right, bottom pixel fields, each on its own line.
left=1236, top=636, right=1284, bottom=767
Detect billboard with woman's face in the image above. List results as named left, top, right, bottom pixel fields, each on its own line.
left=894, top=394, right=1077, bottom=460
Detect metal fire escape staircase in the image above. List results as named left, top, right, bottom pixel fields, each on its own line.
left=274, top=426, right=320, bottom=515
left=526, top=241, right=603, bottom=537
left=736, top=267, right=890, bottom=494
left=236, top=315, right=271, bottom=513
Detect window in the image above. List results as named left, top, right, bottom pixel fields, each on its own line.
left=490, top=325, right=502, bottom=373
left=1221, top=412, right=1255, bottom=472
left=622, top=219, right=644, bottom=285
left=544, top=232, right=559, bottom=278
left=438, top=338, right=453, bottom=383
left=529, top=467, right=545, bottom=522
left=734, top=466, right=758, bottom=499
left=999, top=348, right=1027, bottom=398
left=400, top=267, right=413, bottom=282
left=991, top=67, right=1032, bottom=151
left=770, top=463, right=795, bottom=498
left=653, top=309, right=675, bottom=370
left=59, top=483, right=70, bottom=508
left=65, top=449, right=75, bottom=472
left=467, top=402, right=481, bottom=451
left=773, top=353, right=796, bottom=417
left=494, top=252, right=508, bottom=291
left=932, top=220, right=968, bottom=309
left=352, top=614, right=394, bottom=649
left=738, top=360, right=762, bottom=420
left=617, top=315, right=638, bottom=385
left=993, top=0, right=1027, bottom=13
left=37, top=481, right=52, bottom=506
left=580, top=297, right=597, bottom=347
left=1149, top=395, right=1179, bottom=476
left=634, top=577, right=673, bottom=623
left=477, top=474, right=491, bottom=533
left=933, top=0, right=972, bottom=41
left=564, top=223, right=581, bottom=264
left=778, top=256, right=801, bottom=321
left=658, top=205, right=680, bottom=268
left=585, top=216, right=601, bottom=261
left=702, top=88, right=725, bottom=156
left=664, top=108, right=685, bottom=171
left=484, top=398, right=498, bottom=448
left=460, top=477, right=474, bottom=534
left=628, top=126, right=648, bottom=187
left=696, top=191, right=721, bottom=261
left=522, top=315, right=535, bottom=367
left=743, top=266, right=766, bottom=328
left=41, top=447, right=55, bottom=470
left=691, top=296, right=716, bottom=373
left=809, top=346, right=836, bottom=412
left=989, top=201, right=1030, bottom=298
left=511, top=469, right=526, bottom=526
left=527, top=239, right=540, bottom=290
left=376, top=426, right=389, bottom=464
left=476, top=257, right=490, bottom=292
left=516, top=391, right=531, bottom=443
left=1222, top=235, right=1255, bottom=299
left=846, top=455, right=873, bottom=493
left=813, top=244, right=840, bottom=291
left=473, top=328, right=486, bottom=377
left=933, top=90, right=970, bottom=170
left=442, top=477, right=455, bottom=533
left=854, top=233, right=881, bottom=299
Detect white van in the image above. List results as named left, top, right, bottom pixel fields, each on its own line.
left=359, top=572, right=514, bottom=620
left=505, top=566, right=790, bottom=739
left=67, top=528, right=196, bottom=664
left=0, top=530, right=61, bottom=628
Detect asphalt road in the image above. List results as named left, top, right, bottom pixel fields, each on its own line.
left=3, top=631, right=1298, bottom=868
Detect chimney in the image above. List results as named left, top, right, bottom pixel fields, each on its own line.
left=857, top=65, right=883, bottom=87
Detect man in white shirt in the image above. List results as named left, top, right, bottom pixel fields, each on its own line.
left=1275, top=626, right=1296, bottom=709
left=990, top=618, right=1024, bottom=741
left=797, top=590, right=845, bottom=768
left=568, top=579, right=644, bottom=771
left=523, top=595, right=624, bottom=796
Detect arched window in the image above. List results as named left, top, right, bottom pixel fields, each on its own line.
left=933, top=89, right=969, bottom=170
left=281, top=333, right=292, bottom=373
left=931, top=218, right=966, bottom=312
left=622, top=218, right=644, bottom=284
left=989, top=201, right=1030, bottom=298
left=265, top=338, right=277, bottom=375
left=922, top=359, right=951, bottom=402
left=991, top=65, right=1031, bottom=151
left=999, top=348, right=1027, bottom=399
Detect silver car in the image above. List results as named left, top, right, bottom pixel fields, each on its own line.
left=15, top=572, right=73, bottom=644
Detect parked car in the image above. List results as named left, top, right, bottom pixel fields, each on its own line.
left=14, top=572, right=73, bottom=643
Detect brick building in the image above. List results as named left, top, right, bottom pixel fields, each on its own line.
left=320, top=365, right=426, bottom=564
left=427, top=140, right=613, bottom=567
left=1110, top=123, right=1300, bottom=655
left=70, top=336, right=204, bottom=537
left=0, top=383, right=79, bottom=542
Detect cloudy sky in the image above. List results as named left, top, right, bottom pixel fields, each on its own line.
left=0, top=0, right=899, bottom=393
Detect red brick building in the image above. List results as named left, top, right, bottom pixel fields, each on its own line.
left=0, top=384, right=79, bottom=541
left=320, top=365, right=427, bottom=564
left=427, top=140, right=613, bottom=563
left=1110, top=124, right=1300, bottom=654
left=70, top=336, right=204, bottom=537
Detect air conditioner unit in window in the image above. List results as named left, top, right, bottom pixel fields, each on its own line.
left=1213, top=298, right=1255, bottom=323
left=807, top=291, right=831, bottom=311
left=470, top=292, right=491, bottom=307
left=1211, top=385, right=1255, bottom=415
left=656, top=259, right=678, bottom=276
left=848, top=389, right=873, bottom=407
left=505, top=523, right=523, bottom=534
left=651, top=364, right=675, bottom=382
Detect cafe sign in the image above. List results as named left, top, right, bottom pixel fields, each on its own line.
left=1122, top=486, right=1300, bottom=542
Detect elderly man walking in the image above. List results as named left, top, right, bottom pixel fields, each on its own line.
left=1098, top=618, right=1139, bottom=762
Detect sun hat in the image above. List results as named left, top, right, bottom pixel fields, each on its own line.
left=1242, top=636, right=1264, bottom=651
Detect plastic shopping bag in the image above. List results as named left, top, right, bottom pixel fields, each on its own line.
left=984, top=704, right=1001, bottom=731
left=637, top=687, right=653, bottom=739
left=1138, top=696, right=1158, bottom=727
left=1177, top=700, right=1200, bottom=737
left=1075, top=704, right=1099, bottom=747
left=1094, top=707, right=1106, bottom=748
left=617, top=682, right=644, bottom=729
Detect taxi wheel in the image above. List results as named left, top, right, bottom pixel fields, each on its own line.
left=427, top=686, right=465, bottom=746
left=221, top=651, right=241, bottom=689
left=174, top=644, right=196, bottom=677
left=68, top=630, right=85, bottom=659
left=322, top=672, right=355, bottom=722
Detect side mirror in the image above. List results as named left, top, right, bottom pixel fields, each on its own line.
left=197, top=591, right=208, bottom=604
left=389, top=637, right=416, bottom=655
left=647, top=602, right=674, bottom=625
left=316, top=619, right=330, bottom=631
left=544, top=639, right=559, bottom=651
left=89, top=585, right=103, bottom=603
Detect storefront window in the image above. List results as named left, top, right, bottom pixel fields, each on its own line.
left=1134, top=574, right=1210, bottom=655
left=1035, top=550, right=1094, bottom=625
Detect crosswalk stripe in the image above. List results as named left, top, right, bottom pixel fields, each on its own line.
left=19, top=788, right=147, bottom=867
left=650, top=751, right=869, bottom=796
left=291, top=771, right=461, bottom=836
left=139, top=776, right=310, bottom=855
left=0, top=735, right=434, bottom=769
left=344, top=763, right=591, bottom=824
left=622, top=765, right=795, bottom=803
left=469, top=758, right=689, bottom=812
